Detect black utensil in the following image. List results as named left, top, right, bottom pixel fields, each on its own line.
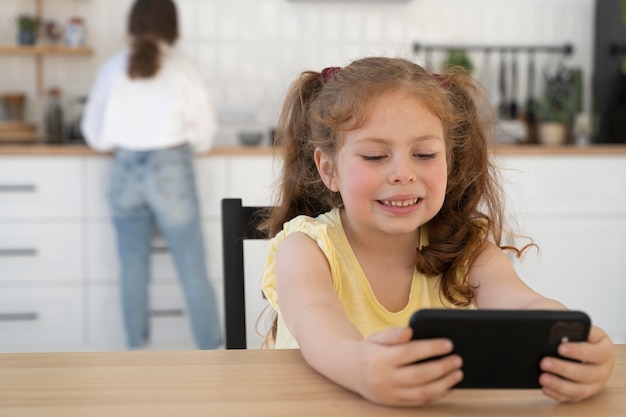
left=510, top=50, right=518, bottom=119
left=481, top=48, right=494, bottom=103
left=498, top=49, right=509, bottom=119
left=525, top=51, right=537, bottom=143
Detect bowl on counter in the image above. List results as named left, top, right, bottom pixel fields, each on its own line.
left=237, top=131, right=264, bottom=147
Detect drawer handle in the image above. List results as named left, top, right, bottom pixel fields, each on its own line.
left=149, top=309, right=184, bottom=318
left=151, top=246, right=169, bottom=254
left=0, top=248, right=38, bottom=257
left=0, top=184, right=37, bottom=193
left=0, top=312, right=39, bottom=322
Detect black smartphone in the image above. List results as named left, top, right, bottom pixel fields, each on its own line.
left=409, top=309, right=591, bottom=389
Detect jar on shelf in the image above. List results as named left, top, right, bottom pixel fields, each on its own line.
left=1, top=93, right=26, bottom=121
left=45, top=88, right=64, bottom=144
left=66, top=17, right=87, bottom=47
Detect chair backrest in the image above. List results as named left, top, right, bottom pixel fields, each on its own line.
left=221, top=198, right=269, bottom=349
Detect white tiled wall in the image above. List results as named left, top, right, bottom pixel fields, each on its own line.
left=1, top=0, right=595, bottom=145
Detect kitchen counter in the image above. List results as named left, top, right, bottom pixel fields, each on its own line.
left=0, top=144, right=277, bottom=156
left=1, top=144, right=626, bottom=156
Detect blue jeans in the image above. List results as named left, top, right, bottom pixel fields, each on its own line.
left=109, top=145, right=222, bottom=349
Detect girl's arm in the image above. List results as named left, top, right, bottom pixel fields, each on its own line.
left=468, top=241, right=565, bottom=310
left=275, top=232, right=463, bottom=406
left=469, top=242, right=615, bottom=402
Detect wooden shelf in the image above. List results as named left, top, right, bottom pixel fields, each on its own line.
left=0, top=0, right=94, bottom=95
left=0, top=45, right=93, bottom=55
left=0, top=44, right=93, bottom=94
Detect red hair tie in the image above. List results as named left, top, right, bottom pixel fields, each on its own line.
left=320, top=66, right=341, bottom=84
left=432, top=73, right=450, bottom=90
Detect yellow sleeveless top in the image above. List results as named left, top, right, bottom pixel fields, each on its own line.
left=261, top=208, right=472, bottom=349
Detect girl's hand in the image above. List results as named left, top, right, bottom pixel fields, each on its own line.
left=539, top=325, right=615, bottom=402
left=353, top=327, right=463, bottom=407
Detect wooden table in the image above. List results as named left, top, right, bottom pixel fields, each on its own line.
left=1, top=346, right=625, bottom=417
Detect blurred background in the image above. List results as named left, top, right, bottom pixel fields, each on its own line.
left=3, top=0, right=621, bottom=147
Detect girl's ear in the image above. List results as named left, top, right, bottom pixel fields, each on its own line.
left=314, top=148, right=339, bottom=192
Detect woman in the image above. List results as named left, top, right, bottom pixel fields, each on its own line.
left=82, top=0, right=221, bottom=350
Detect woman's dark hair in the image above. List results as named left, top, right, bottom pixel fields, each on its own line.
left=127, top=0, right=179, bottom=79
left=263, top=57, right=531, bottom=309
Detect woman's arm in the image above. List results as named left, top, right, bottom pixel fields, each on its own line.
left=81, top=53, right=125, bottom=152
left=275, top=232, right=463, bottom=406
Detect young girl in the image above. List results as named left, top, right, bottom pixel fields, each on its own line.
left=260, top=57, right=614, bottom=407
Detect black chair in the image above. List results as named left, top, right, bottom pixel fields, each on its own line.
left=221, top=198, right=269, bottom=349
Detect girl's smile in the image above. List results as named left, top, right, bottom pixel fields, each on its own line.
left=379, top=197, right=420, bottom=207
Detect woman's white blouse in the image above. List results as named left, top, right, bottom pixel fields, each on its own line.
left=81, top=45, right=216, bottom=152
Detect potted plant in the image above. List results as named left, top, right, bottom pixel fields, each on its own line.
left=536, top=67, right=577, bottom=145
left=16, top=14, right=40, bottom=45
left=442, top=49, right=474, bottom=74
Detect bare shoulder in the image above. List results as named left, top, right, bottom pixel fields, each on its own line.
left=275, top=232, right=332, bottom=280
left=276, top=231, right=324, bottom=260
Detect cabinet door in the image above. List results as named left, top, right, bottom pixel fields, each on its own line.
left=84, top=156, right=111, bottom=219
left=0, top=287, right=83, bottom=352
left=196, top=156, right=228, bottom=218
left=498, top=154, right=626, bottom=344
left=497, top=155, right=626, bottom=215
left=224, top=155, right=281, bottom=206
left=0, top=157, right=83, bottom=218
left=513, top=218, right=626, bottom=344
left=88, top=281, right=224, bottom=350
left=0, top=223, right=83, bottom=283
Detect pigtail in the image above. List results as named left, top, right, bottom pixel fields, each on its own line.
left=416, top=68, right=531, bottom=306
left=262, top=71, right=336, bottom=237
left=258, top=71, right=331, bottom=346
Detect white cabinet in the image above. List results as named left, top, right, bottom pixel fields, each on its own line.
left=0, top=157, right=83, bottom=219
left=0, top=287, right=84, bottom=352
left=3, top=151, right=623, bottom=351
left=223, top=155, right=281, bottom=207
left=0, top=223, right=83, bottom=283
left=195, top=156, right=229, bottom=218
left=499, top=155, right=626, bottom=343
left=0, top=157, right=85, bottom=352
left=512, top=218, right=626, bottom=342
left=498, top=155, right=626, bottom=215
left=84, top=156, right=112, bottom=219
